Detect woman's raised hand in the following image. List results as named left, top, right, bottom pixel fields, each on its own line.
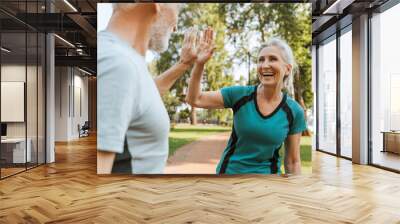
left=179, top=27, right=215, bottom=66
left=195, top=27, right=216, bottom=65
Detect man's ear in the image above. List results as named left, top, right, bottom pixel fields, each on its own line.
left=153, top=3, right=161, bottom=14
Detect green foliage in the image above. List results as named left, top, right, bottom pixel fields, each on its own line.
left=179, top=108, right=190, bottom=120
left=162, top=91, right=181, bottom=119
left=195, top=4, right=236, bottom=123
left=223, top=3, right=313, bottom=109
left=152, top=3, right=312, bottom=124
left=154, top=4, right=236, bottom=123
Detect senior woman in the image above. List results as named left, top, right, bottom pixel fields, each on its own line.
left=186, top=28, right=307, bottom=175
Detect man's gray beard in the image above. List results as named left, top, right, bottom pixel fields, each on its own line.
left=148, top=19, right=171, bottom=53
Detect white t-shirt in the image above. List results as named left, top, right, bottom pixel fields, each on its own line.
left=97, top=31, right=170, bottom=174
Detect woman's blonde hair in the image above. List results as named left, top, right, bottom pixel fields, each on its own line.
left=259, top=37, right=297, bottom=96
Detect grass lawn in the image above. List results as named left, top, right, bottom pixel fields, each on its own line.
left=169, top=124, right=312, bottom=173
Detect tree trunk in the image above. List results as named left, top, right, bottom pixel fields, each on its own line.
left=190, top=107, right=197, bottom=125
left=294, top=68, right=312, bottom=136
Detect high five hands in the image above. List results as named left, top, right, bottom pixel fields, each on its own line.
left=179, top=27, right=216, bottom=66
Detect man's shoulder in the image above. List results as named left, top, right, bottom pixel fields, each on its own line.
left=98, top=42, right=146, bottom=79
left=98, top=42, right=133, bottom=62
left=98, top=32, right=143, bottom=65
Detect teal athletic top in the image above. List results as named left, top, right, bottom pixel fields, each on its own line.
left=216, top=85, right=307, bottom=174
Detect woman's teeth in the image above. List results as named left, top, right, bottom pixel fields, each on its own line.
left=262, top=72, right=274, bottom=77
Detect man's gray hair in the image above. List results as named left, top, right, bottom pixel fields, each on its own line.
left=259, top=37, right=297, bottom=96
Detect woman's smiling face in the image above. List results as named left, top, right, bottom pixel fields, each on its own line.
left=257, top=45, right=291, bottom=88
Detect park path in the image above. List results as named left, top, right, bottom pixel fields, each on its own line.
left=164, top=132, right=230, bottom=174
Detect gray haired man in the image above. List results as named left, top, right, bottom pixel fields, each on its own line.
left=97, top=3, right=197, bottom=174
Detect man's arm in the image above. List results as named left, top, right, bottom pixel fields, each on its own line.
left=97, top=151, right=116, bottom=174
left=154, top=28, right=198, bottom=95
left=154, top=62, right=192, bottom=95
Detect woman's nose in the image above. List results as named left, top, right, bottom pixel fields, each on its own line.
left=261, top=61, right=271, bottom=68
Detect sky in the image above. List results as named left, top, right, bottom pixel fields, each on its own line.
left=97, top=3, right=248, bottom=82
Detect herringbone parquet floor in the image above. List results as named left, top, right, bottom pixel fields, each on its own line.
left=0, top=135, right=399, bottom=223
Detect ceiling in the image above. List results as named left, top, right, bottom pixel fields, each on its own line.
left=8, top=1, right=389, bottom=72
left=312, top=0, right=390, bottom=43
left=0, top=0, right=97, bottom=75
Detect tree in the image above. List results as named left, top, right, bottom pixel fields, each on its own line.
left=179, top=108, right=190, bottom=121
left=153, top=3, right=235, bottom=125
left=270, top=4, right=312, bottom=135
left=197, top=4, right=235, bottom=124
left=151, top=3, right=312, bottom=129
left=162, top=90, right=181, bottom=122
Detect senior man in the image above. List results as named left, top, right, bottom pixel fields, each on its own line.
left=97, top=3, right=197, bottom=174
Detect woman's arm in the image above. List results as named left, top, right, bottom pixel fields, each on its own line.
left=185, top=63, right=224, bottom=109
left=154, top=28, right=197, bottom=95
left=284, top=133, right=302, bottom=175
left=185, top=28, right=225, bottom=109
left=154, top=62, right=192, bottom=96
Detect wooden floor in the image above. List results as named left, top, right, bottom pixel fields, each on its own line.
left=1, top=167, right=26, bottom=178
left=0, top=135, right=400, bottom=223
left=1, top=163, right=45, bottom=178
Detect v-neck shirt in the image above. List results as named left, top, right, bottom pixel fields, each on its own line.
left=216, top=85, right=307, bottom=174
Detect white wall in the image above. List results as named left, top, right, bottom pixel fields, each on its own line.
left=1, top=65, right=37, bottom=138
left=1, top=65, right=26, bottom=141
left=72, top=73, right=89, bottom=138
left=55, top=66, right=69, bottom=141
left=55, top=67, right=89, bottom=141
left=1, top=64, right=46, bottom=164
left=46, top=32, right=56, bottom=163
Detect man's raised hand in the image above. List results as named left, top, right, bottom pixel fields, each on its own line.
left=179, top=27, right=199, bottom=66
